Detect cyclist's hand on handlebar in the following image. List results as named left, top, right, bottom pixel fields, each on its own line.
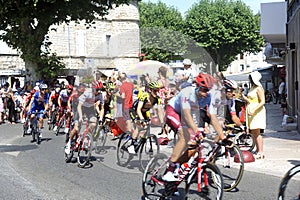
left=191, top=128, right=204, bottom=143
left=140, top=119, right=147, bottom=127
left=222, top=138, right=234, bottom=148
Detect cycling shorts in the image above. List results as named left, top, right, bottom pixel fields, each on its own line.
left=165, top=105, right=181, bottom=132
left=29, top=106, right=45, bottom=119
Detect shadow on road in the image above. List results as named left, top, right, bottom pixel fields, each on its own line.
left=0, top=144, right=38, bottom=152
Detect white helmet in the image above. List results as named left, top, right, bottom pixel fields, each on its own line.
left=223, top=79, right=238, bottom=90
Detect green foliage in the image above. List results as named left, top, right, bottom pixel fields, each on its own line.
left=139, top=1, right=188, bottom=62
left=39, top=52, right=66, bottom=79
left=0, top=0, right=131, bottom=80
left=184, top=0, right=264, bottom=71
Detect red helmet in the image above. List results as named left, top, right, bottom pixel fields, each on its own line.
left=92, top=80, right=103, bottom=89
left=195, top=73, right=215, bottom=90
left=66, top=84, right=74, bottom=90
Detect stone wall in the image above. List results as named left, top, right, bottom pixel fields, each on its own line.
left=0, top=1, right=140, bottom=77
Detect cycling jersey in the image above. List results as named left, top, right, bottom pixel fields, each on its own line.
left=49, top=91, right=59, bottom=106
left=132, top=92, right=161, bottom=113
left=78, top=88, right=95, bottom=108
left=29, top=91, right=49, bottom=118
left=130, top=92, right=161, bottom=121
left=31, top=91, right=49, bottom=109
left=59, top=89, right=72, bottom=103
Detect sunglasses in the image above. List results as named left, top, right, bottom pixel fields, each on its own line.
left=198, top=86, right=209, bottom=93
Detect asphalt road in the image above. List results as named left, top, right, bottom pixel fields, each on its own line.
left=0, top=123, right=295, bottom=200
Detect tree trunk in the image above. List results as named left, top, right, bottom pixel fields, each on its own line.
left=25, top=61, right=40, bottom=83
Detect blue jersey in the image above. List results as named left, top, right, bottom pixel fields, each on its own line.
left=198, top=93, right=211, bottom=110
left=31, top=91, right=49, bottom=109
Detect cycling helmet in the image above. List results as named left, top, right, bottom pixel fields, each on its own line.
left=106, top=82, right=115, bottom=90
left=92, top=80, right=103, bottom=89
left=40, top=84, right=48, bottom=90
left=195, top=73, right=215, bottom=90
left=66, top=84, right=74, bottom=90
left=148, top=81, right=162, bottom=90
left=55, top=87, right=60, bottom=93
left=223, top=79, right=238, bottom=90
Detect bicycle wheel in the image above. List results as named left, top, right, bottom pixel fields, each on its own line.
left=212, top=145, right=244, bottom=192
left=32, top=121, right=37, bottom=142
left=116, top=132, right=134, bottom=167
left=95, top=127, right=107, bottom=153
left=278, top=165, right=300, bottom=200
left=271, top=90, right=278, bottom=104
left=185, top=162, right=223, bottom=200
left=48, top=112, right=56, bottom=130
left=57, top=117, right=66, bottom=136
left=139, top=134, right=160, bottom=172
left=142, top=153, right=169, bottom=199
left=77, top=133, right=92, bottom=168
left=23, top=123, right=28, bottom=137
left=234, top=132, right=255, bottom=152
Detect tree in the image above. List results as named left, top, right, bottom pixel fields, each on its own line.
left=0, top=0, right=131, bottom=81
left=139, top=1, right=188, bottom=62
left=184, top=0, right=264, bottom=71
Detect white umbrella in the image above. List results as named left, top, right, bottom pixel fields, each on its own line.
left=127, top=60, right=170, bottom=80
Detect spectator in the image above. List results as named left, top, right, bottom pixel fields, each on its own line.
left=6, top=88, right=17, bottom=124
left=241, top=71, right=266, bottom=159
left=119, top=73, right=134, bottom=133
left=182, top=58, right=197, bottom=84
left=243, top=83, right=249, bottom=96
left=278, top=78, right=286, bottom=104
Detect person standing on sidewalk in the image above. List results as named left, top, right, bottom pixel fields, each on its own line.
left=241, top=71, right=266, bottom=159
left=119, top=73, right=134, bottom=133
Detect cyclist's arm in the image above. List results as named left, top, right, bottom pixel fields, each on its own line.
left=210, top=113, right=225, bottom=141
left=182, top=108, right=198, bottom=134
left=57, top=95, right=62, bottom=108
left=77, top=101, right=83, bottom=121
left=231, top=114, right=242, bottom=126
left=136, top=101, right=145, bottom=121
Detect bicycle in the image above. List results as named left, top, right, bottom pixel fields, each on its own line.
left=48, top=107, right=58, bottom=131
left=207, top=132, right=244, bottom=192
left=142, top=137, right=224, bottom=199
left=55, top=108, right=67, bottom=136
left=22, top=114, right=31, bottom=137
left=27, top=111, right=43, bottom=145
left=225, top=124, right=255, bottom=152
left=278, top=164, right=300, bottom=200
left=92, top=116, right=114, bottom=153
left=64, top=118, right=92, bottom=168
left=271, top=87, right=279, bottom=104
left=116, top=119, right=159, bottom=171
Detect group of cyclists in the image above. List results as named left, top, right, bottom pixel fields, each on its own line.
left=16, top=60, right=248, bottom=174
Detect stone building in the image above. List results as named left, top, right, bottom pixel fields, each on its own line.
left=0, top=1, right=140, bottom=85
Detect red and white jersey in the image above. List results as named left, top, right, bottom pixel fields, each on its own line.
left=50, top=91, right=59, bottom=101
left=78, top=88, right=95, bottom=108
left=59, top=89, right=72, bottom=103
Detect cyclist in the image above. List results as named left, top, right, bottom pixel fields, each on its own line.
left=127, top=81, right=163, bottom=154
left=162, top=73, right=226, bottom=182
left=48, top=86, right=60, bottom=124
left=64, top=81, right=100, bottom=154
left=21, top=89, right=36, bottom=123
left=103, top=81, right=115, bottom=119
left=94, top=81, right=104, bottom=125
left=223, top=79, right=244, bottom=127
left=53, top=84, right=73, bottom=133
left=26, top=84, right=49, bottom=141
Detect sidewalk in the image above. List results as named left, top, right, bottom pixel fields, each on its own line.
left=158, top=103, right=300, bottom=178
left=243, top=103, right=300, bottom=177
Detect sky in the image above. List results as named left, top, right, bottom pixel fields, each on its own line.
left=147, top=0, right=285, bottom=14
